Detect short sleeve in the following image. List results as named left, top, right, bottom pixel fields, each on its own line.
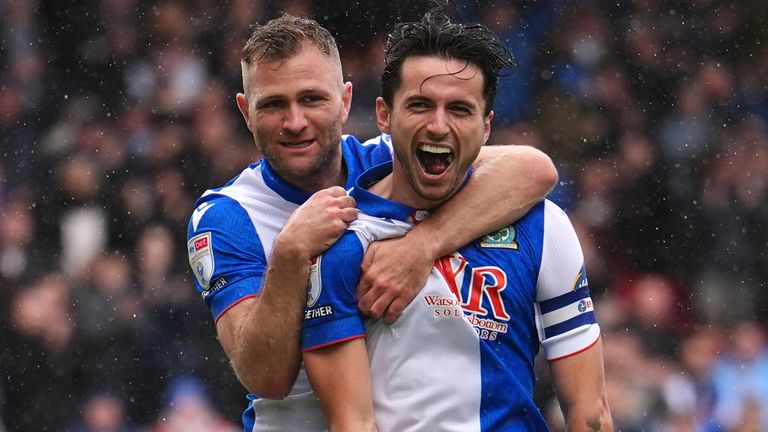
left=186, top=195, right=267, bottom=322
left=535, top=200, right=601, bottom=361
left=302, top=231, right=367, bottom=351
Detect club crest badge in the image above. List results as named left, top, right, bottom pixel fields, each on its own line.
left=188, top=232, right=215, bottom=290
left=479, top=226, right=519, bottom=250
left=307, top=255, right=322, bottom=307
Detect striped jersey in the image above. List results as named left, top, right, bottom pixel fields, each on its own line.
left=186, top=135, right=393, bottom=432
left=302, top=162, right=601, bottom=431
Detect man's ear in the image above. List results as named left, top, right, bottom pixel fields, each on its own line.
left=375, top=97, right=391, bottom=134
left=482, top=110, right=494, bottom=144
left=236, top=93, right=253, bottom=132
left=339, top=81, right=353, bottom=124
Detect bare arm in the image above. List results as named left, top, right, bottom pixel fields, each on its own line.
left=216, top=187, right=357, bottom=398
left=549, top=339, right=613, bottom=431
left=303, top=339, right=376, bottom=432
left=358, top=144, right=558, bottom=322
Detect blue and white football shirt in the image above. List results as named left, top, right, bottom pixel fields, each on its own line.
left=302, top=162, right=601, bottom=431
left=186, top=135, right=392, bottom=432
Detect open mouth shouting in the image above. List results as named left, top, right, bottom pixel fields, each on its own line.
left=416, top=144, right=454, bottom=176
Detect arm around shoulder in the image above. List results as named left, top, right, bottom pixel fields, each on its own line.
left=356, top=144, right=558, bottom=323
left=423, top=144, right=558, bottom=259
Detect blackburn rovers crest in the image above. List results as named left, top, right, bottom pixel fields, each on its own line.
left=479, top=226, right=519, bottom=250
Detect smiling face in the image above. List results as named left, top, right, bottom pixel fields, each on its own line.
left=376, top=56, right=493, bottom=208
left=236, top=43, right=352, bottom=192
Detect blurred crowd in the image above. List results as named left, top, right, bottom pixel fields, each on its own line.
left=1, top=0, right=767, bottom=431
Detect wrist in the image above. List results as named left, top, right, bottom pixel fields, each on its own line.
left=408, top=219, right=444, bottom=260
left=273, top=233, right=313, bottom=266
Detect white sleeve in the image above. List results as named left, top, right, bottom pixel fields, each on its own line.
left=535, top=200, right=601, bottom=361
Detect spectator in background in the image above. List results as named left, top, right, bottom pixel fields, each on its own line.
left=2, top=274, right=83, bottom=431
left=659, top=326, right=722, bottom=431
left=0, top=0, right=767, bottom=429
left=67, top=390, right=138, bottom=432
left=0, top=195, right=36, bottom=285
left=711, top=321, right=768, bottom=430
left=150, top=377, right=238, bottom=432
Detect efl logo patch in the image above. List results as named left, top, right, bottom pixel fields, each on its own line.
left=188, top=232, right=215, bottom=290
left=307, top=255, right=322, bottom=307
left=479, top=226, right=519, bottom=250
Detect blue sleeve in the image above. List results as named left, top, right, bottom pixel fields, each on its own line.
left=302, top=231, right=366, bottom=350
left=186, top=195, right=267, bottom=321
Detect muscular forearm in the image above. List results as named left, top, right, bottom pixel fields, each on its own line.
left=564, top=402, right=613, bottom=432
left=217, top=186, right=357, bottom=398
left=221, top=245, right=311, bottom=399
left=411, top=144, right=557, bottom=258
left=551, top=341, right=613, bottom=432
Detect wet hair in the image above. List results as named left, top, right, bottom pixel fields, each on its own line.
left=381, top=9, right=515, bottom=115
left=241, top=13, right=340, bottom=67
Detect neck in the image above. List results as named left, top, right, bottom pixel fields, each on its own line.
left=280, top=153, right=347, bottom=193
left=382, top=168, right=451, bottom=210
left=300, top=163, right=347, bottom=192
left=368, top=173, right=394, bottom=199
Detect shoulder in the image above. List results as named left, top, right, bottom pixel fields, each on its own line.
left=341, top=134, right=393, bottom=183
left=188, top=194, right=252, bottom=235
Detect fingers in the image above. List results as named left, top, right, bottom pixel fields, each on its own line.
left=324, top=187, right=357, bottom=222
left=325, top=185, right=348, bottom=197
left=362, top=290, right=395, bottom=320
left=281, top=187, right=357, bottom=258
left=356, top=245, right=378, bottom=308
left=356, top=274, right=377, bottom=316
left=358, top=284, right=405, bottom=323
left=338, top=206, right=358, bottom=223
left=382, top=298, right=407, bottom=324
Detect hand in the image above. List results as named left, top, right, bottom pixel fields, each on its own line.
left=356, top=235, right=434, bottom=324
left=278, top=186, right=357, bottom=259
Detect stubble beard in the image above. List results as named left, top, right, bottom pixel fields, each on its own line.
left=256, top=122, right=343, bottom=189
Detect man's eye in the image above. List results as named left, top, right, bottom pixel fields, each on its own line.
left=408, top=101, right=429, bottom=110
left=302, top=95, right=323, bottom=104
left=451, top=106, right=471, bottom=114
left=258, top=100, right=284, bottom=110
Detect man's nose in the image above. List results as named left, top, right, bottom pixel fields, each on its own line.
left=283, top=103, right=308, bottom=133
left=426, top=108, right=449, bottom=138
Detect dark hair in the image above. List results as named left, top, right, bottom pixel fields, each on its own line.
left=241, top=13, right=339, bottom=66
left=381, top=10, right=515, bottom=115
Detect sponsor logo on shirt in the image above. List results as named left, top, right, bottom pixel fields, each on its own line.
left=202, top=277, right=228, bottom=299
left=305, top=305, right=334, bottom=320
left=423, top=295, right=463, bottom=318
left=467, top=314, right=508, bottom=341
left=188, top=232, right=215, bottom=291
left=479, top=226, right=519, bottom=250
left=433, top=252, right=512, bottom=341
left=578, top=298, right=593, bottom=313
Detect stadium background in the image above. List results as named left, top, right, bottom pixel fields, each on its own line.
left=1, top=0, right=767, bottom=430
